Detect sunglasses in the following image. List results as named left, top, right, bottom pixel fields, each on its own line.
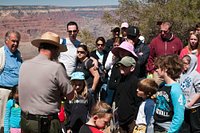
left=10, top=39, right=19, bottom=43
left=77, top=51, right=85, bottom=54
left=121, top=27, right=128, bottom=30
left=160, top=30, right=169, bottom=34
left=68, top=30, right=77, bottom=34
left=97, top=43, right=105, bottom=46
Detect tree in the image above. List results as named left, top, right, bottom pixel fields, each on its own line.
left=102, top=0, right=200, bottom=44
left=78, top=29, right=96, bottom=52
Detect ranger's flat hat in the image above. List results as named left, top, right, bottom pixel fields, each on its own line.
left=31, top=32, right=67, bottom=52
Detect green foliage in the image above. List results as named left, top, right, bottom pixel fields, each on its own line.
left=78, top=29, right=96, bottom=52
left=103, top=0, right=200, bottom=44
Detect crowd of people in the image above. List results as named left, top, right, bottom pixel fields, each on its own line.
left=0, top=21, right=200, bottom=133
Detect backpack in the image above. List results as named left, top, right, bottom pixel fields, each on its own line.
left=61, top=38, right=66, bottom=45
left=84, top=58, right=90, bottom=70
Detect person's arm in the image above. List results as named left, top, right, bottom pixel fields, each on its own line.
left=187, top=93, right=200, bottom=108
left=187, top=77, right=200, bottom=107
left=90, top=56, right=98, bottom=70
left=168, top=85, right=185, bottom=133
left=4, top=100, right=12, bottom=133
left=89, top=66, right=100, bottom=91
left=57, top=64, right=74, bottom=100
left=105, top=52, right=114, bottom=70
left=146, top=41, right=156, bottom=73
left=144, top=99, right=155, bottom=126
left=177, top=38, right=184, bottom=54
left=179, top=47, right=187, bottom=59
left=137, top=44, right=150, bottom=66
left=108, top=64, right=121, bottom=90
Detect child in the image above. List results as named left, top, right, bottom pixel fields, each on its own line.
left=79, top=101, right=113, bottom=133
left=113, top=56, right=141, bottom=133
left=65, top=71, right=95, bottom=133
left=180, top=32, right=200, bottom=58
left=179, top=32, right=200, bottom=73
left=135, top=78, right=158, bottom=133
left=4, top=86, right=21, bottom=133
left=154, top=54, right=185, bottom=133
left=179, top=54, right=200, bottom=132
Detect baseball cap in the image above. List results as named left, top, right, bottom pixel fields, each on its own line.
left=121, top=22, right=129, bottom=28
left=127, top=26, right=140, bottom=37
left=70, top=72, right=85, bottom=81
left=117, top=56, right=136, bottom=67
left=111, top=27, right=120, bottom=33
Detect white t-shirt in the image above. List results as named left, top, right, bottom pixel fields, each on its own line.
left=136, top=99, right=155, bottom=133
left=58, top=38, right=81, bottom=77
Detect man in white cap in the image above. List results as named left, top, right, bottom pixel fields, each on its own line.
left=19, top=32, right=74, bottom=133
left=121, top=22, right=129, bottom=40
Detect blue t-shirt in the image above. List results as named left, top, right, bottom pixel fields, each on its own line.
left=0, top=45, right=22, bottom=87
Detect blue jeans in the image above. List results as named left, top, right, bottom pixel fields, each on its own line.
left=105, top=87, right=115, bottom=106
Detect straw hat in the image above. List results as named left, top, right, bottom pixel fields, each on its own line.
left=31, top=32, right=67, bottom=52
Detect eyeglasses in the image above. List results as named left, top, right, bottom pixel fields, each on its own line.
left=77, top=51, right=85, bottom=54
left=68, top=30, right=77, bottom=34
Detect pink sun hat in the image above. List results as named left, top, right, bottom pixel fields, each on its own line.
left=112, top=41, right=138, bottom=60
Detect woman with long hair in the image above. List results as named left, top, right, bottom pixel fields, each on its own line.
left=180, top=31, right=200, bottom=72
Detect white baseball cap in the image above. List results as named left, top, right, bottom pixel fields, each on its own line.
left=121, top=22, right=129, bottom=28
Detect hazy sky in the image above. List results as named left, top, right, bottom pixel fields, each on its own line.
left=0, top=0, right=119, bottom=7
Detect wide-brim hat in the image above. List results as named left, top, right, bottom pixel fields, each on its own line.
left=31, top=32, right=67, bottom=52
left=112, top=41, right=138, bottom=60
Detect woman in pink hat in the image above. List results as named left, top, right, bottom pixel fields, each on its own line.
left=105, top=41, right=139, bottom=105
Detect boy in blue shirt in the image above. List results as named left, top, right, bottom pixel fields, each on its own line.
left=154, top=55, right=185, bottom=133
